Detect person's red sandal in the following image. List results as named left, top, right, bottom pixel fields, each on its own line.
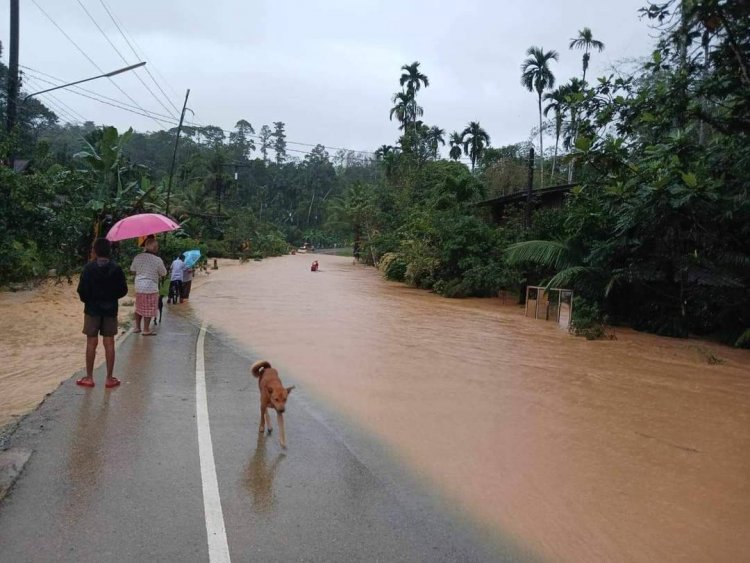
left=76, top=378, right=95, bottom=387
left=105, top=377, right=121, bottom=389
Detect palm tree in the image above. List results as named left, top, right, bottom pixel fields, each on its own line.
left=173, top=183, right=217, bottom=221
left=543, top=87, right=565, bottom=180
left=427, top=126, right=446, bottom=159
left=559, top=77, right=585, bottom=182
left=399, top=61, right=429, bottom=94
left=399, top=62, right=429, bottom=134
left=448, top=131, right=463, bottom=161
left=504, top=238, right=619, bottom=307
left=521, top=46, right=559, bottom=188
left=390, top=91, right=421, bottom=129
left=375, top=145, right=395, bottom=160
left=569, top=28, right=605, bottom=84
left=326, top=182, right=379, bottom=263
left=461, top=121, right=490, bottom=172
left=505, top=239, right=596, bottom=290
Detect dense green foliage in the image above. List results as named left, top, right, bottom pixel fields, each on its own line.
left=0, top=0, right=747, bottom=347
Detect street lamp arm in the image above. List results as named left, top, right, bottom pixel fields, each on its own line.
left=22, top=62, right=146, bottom=101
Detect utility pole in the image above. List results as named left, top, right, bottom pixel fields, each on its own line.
left=521, top=146, right=536, bottom=306
left=164, top=89, right=190, bottom=221
left=525, top=147, right=535, bottom=229
left=6, top=0, right=20, bottom=167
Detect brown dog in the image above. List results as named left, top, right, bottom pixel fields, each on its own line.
left=251, top=360, right=295, bottom=447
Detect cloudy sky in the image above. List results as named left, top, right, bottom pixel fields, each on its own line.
left=3, top=0, right=656, bottom=156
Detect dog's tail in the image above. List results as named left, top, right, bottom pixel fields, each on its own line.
left=251, top=360, right=272, bottom=378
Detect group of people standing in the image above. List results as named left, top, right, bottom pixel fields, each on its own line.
left=75, top=235, right=197, bottom=388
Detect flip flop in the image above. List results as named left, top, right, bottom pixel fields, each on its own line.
left=76, top=378, right=95, bottom=388
left=105, top=378, right=121, bottom=389
left=142, top=331, right=157, bottom=336
left=132, top=329, right=142, bottom=334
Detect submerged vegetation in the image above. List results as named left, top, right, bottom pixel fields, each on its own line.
left=1, top=0, right=748, bottom=346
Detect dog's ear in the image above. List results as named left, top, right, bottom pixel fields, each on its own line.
left=286, top=385, right=295, bottom=395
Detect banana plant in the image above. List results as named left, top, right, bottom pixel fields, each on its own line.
left=74, top=126, right=161, bottom=240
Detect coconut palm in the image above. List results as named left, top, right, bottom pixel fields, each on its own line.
left=448, top=131, right=463, bottom=161
left=569, top=27, right=605, bottom=84
left=505, top=239, right=596, bottom=291
left=543, top=87, right=566, bottom=180
left=427, top=126, right=446, bottom=159
left=461, top=121, right=490, bottom=172
left=521, top=46, right=559, bottom=188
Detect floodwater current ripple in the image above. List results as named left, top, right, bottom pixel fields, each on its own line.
left=192, top=254, right=750, bottom=562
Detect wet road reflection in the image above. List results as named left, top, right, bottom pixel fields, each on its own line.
left=192, top=255, right=750, bottom=562
left=243, top=434, right=285, bottom=514
left=65, top=391, right=110, bottom=519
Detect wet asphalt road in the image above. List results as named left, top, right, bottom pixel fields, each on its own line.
left=0, top=308, right=527, bottom=562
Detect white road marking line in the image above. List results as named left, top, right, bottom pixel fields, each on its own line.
left=196, top=322, right=231, bottom=562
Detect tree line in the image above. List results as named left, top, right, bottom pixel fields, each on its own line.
left=0, top=0, right=747, bottom=347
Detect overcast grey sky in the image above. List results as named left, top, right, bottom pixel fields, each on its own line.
left=3, top=0, right=656, bottom=156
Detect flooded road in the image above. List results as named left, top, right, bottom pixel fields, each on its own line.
left=192, top=255, right=750, bottom=562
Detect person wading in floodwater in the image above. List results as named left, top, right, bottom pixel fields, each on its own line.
left=76, top=238, right=128, bottom=388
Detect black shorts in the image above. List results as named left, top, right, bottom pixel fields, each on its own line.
left=83, top=314, right=118, bottom=337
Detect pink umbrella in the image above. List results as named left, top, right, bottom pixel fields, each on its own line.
left=106, top=213, right=180, bottom=241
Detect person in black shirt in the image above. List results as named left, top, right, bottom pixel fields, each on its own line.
left=76, top=238, right=128, bottom=388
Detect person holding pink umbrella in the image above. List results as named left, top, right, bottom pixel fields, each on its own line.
left=107, top=213, right=178, bottom=335
left=129, top=237, right=166, bottom=335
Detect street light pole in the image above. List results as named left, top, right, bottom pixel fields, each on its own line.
left=22, top=62, right=146, bottom=101
left=5, top=58, right=146, bottom=168
left=6, top=0, right=20, bottom=134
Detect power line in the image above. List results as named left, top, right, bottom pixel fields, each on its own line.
left=22, top=73, right=87, bottom=122
left=31, top=0, right=165, bottom=127
left=23, top=77, right=79, bottom=123
left=188, top=119, right=375, bottom=155
left=24, top=72, right=178, bottom=126
left=97, top=0, right=182, bottom=116
left=22, top=67, right=179, bottom=124
left=74, top=0, right=178, bottom=119
left=21, top=73, right=374, bottom=159
left=40, top=93, right=87, bottom=123
left=41, top=97, right=78, bottom=124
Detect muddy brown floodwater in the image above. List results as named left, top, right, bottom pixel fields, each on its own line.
left=192, top=254, right=750, bottom=562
